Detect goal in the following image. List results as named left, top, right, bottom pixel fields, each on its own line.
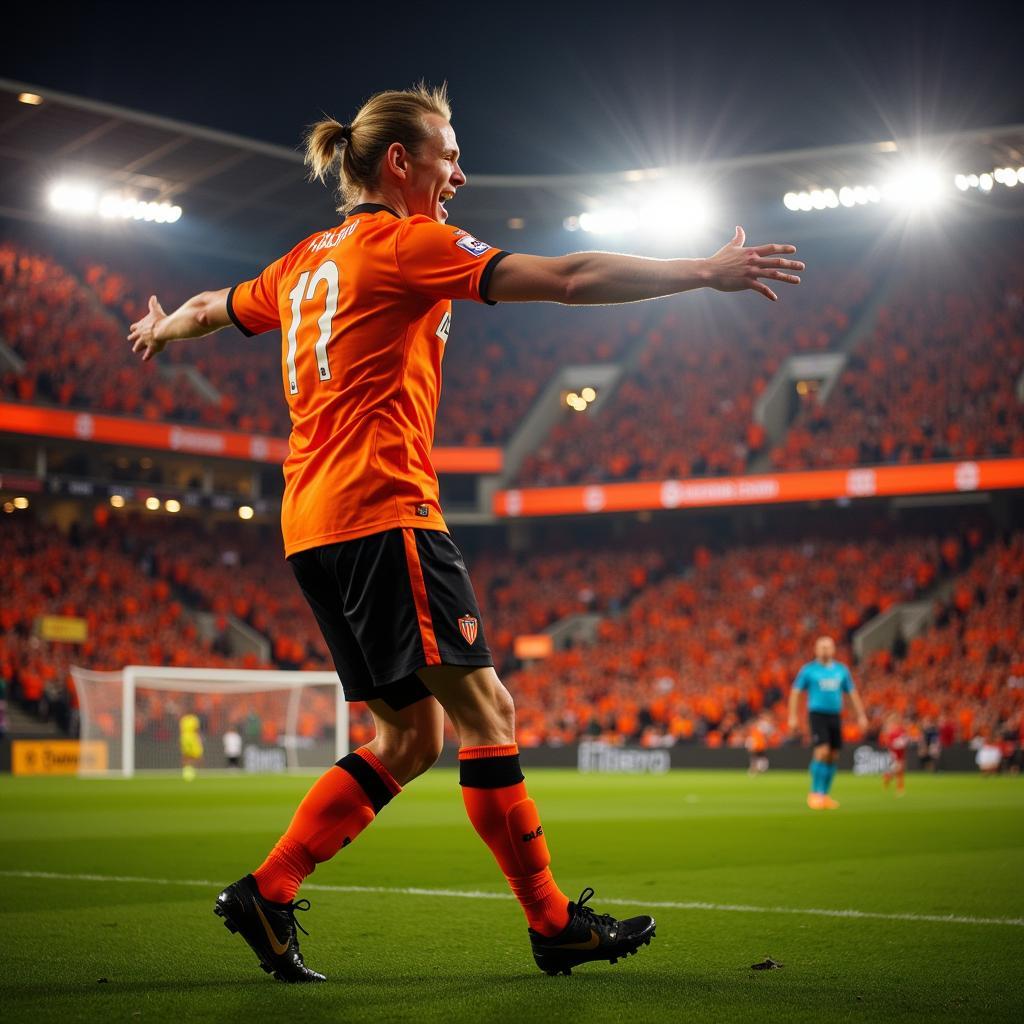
left=71, top=665, right=347, bottom=777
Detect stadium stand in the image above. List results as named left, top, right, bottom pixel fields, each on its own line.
left=515, top=264, right=874, bottom=485
left=501, top=528, right=996, bottom=749
left=858, top=531, right=1024, bottom=755
left=769, top=253, right=1024, bottom=469
left=6, top=504, right=1018, bottom=757
left=0, top=515, right=258, bottom=737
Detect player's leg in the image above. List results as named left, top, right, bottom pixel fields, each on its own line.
left=252, top=695, right=442, bottom=902
left=819, top=721, right=842, bottom=808
left=215, top=695, right=440, bottom=983
left=895, top=756, right=906, bottom=795
left=807, top=714, right=831, bottom=807
left=419, top=663, right=656, bottom=975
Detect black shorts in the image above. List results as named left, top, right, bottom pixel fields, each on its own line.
left=289, top=527, right=494, bottom=709
left=809, top=711, right=842, bottom=751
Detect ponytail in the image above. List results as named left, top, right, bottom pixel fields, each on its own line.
left=304, top=118, right=350, bottom=185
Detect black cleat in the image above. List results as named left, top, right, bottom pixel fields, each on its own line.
left=214, top=874, right=326, bottom=983
left=529, top=887, right=656, bottom=976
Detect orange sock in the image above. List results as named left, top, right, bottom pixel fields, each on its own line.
left=459, top=744, right=570, bottom=937
left=252, top=746, right=401, bottom=903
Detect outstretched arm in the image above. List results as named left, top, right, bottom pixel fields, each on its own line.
left=487, top=226, right=803, bottom=305
left=127, top=288, right=233, bottom=361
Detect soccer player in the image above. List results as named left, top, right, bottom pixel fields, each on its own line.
left=787, top=635, right=867, bottom=810
left=127, top=83, right=803, bottom=982
left=179, top=712, right=203, bottom=781
left=880, top=712, right=907, bottom=795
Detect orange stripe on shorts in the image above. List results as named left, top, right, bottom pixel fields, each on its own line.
left=402, top=528, right=441, bottom=665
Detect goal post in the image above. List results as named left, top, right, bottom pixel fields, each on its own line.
left=72, top=665, right=347, bottom=777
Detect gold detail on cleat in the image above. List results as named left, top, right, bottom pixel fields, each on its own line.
left=254, top=902, right=290, bottom=956
left=556, top=929, right=600, bottom=951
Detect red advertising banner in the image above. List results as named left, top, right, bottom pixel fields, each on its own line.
left=493, top=459, right=1024, bottom=518
left=0, top=402, right=502, bottom=474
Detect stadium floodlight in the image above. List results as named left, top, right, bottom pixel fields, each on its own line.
left=144, top=496, right=160, bottom=511
left=839, top=187, right=856, bottom=207
left=994, top=167, right=1018, bottom=188
left=164, top=499, right=181, bottom=513
left=979, top=173, right=993, bottom=192
left=783, top=192, right=800, bottom=211
left=49, top=181, right=98, bottom=216
left=580, top=386, right=597, bottom=402
left=238, top=505, right=255, bottom=520
left=882, top=161, right=947, bottom=208
left=954, top=174, right=969, bottom=191
left=635, top=184, right=713, bottom=238
left=578, top=207, right=638, bottom=235
left=51, top=183, right=182, bottom=224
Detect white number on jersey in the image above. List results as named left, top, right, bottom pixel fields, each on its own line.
left=284, top=260, right=341, bottom=395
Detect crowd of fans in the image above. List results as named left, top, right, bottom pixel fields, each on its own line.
left=5, top=232, right=1022, bottom=474
left=1, top=239, right=644, bottom=447
left=6, top=505, right=1020, bottom=765
left=0, top=515, right=257, bottom=737
left=516, top=267, right=873, bottom=485
left=503, top=531, right=975, bottom=748
left=770, top=248, right=1024, bottom=469
left=858, top=532, right=1024, bottom=765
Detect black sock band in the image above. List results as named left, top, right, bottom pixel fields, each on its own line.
left=459, top=753, right=525, bottom=789
left=336, top=752, right=394, bottom=813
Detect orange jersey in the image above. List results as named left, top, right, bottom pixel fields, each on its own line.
left=227, top=205, right=509, bottom=556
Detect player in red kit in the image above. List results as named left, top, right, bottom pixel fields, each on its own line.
left=880, top=714, right=908, bottom=796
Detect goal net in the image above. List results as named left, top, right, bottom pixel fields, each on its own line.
left=71, top=665, right=347, bottom=777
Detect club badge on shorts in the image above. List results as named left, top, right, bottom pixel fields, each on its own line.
left=458, top=614, right=479, bottom=645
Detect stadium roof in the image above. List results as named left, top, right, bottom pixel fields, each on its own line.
left=2, top=77, right=1023, bottom=265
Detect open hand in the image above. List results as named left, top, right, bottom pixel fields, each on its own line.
left=127, top=296, right=169, bottom=361
left=706, top=226, right=803, bottom=301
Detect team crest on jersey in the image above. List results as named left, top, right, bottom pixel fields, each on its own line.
left=458, top=614, right=479, bottom=645
left=455, top=235, right=491, bottom=257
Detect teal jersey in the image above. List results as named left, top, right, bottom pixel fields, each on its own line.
left=793, top=660, right=854, bottom=714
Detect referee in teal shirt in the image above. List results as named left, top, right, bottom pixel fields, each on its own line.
left=788, top=636, right=868, bottom=809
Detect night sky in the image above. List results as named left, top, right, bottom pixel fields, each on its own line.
left=4, top=0, right=1021, bottom=176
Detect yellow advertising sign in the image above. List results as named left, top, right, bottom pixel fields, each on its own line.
left=34, top=615, right=88, bottom=643
left=11, top=740, right=108, bottom=775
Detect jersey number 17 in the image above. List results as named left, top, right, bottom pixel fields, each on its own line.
left=284, top=260, right=339, bottom=395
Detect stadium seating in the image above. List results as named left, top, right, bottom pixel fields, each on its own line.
left=7, top=503, right=1018, bottom=754
left=515, top=268, right=873, bottom=485
left=501, top=530, right=983, bottom=748
left=858, top=531, right=1024, bottom=750
left=770, top=246, right=1024, bottom=469
left=0, top=515, right=258, bottom=735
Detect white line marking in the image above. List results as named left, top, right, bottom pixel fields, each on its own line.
left=2, top=869, right=1021, bottom=928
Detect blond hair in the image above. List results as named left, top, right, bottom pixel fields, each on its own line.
left=304, top=83, right=452, bottom=213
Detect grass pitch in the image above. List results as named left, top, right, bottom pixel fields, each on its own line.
left=1, top=769, right=1022, bottom=1023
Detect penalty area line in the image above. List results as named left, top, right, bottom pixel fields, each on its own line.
left=1, top=869, right=1021, bottom=929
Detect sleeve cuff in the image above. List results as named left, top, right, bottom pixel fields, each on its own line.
left=226, top=284, right=256, bottom=337
left=479, top=250, right=512, bottom=305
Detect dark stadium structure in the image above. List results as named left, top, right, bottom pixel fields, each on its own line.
left=1, top=78, right=1023, bottom=776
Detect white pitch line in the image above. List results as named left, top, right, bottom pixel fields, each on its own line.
left=2, top=869, right=1022, bottom=928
